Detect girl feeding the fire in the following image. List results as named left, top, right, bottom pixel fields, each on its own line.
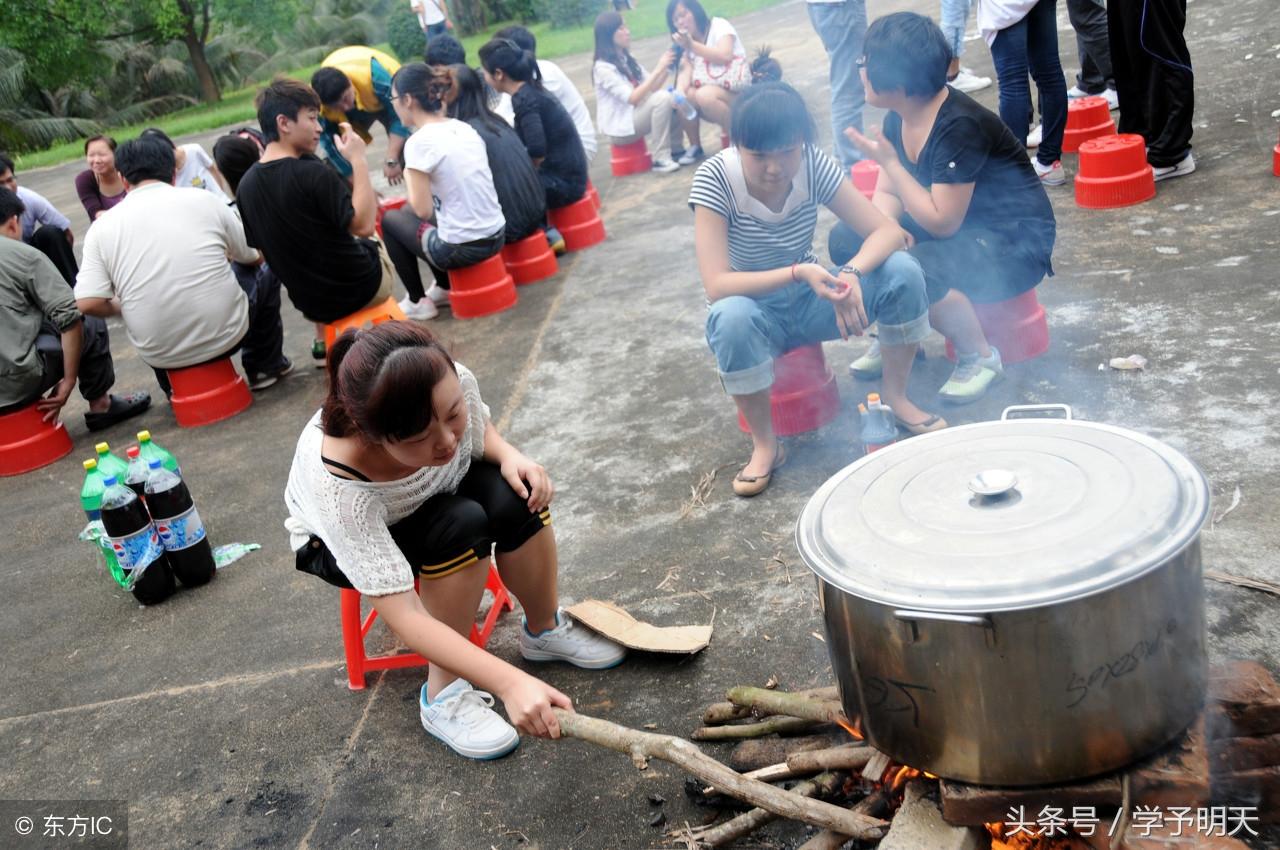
left=285, top=322, right=624, bottom=760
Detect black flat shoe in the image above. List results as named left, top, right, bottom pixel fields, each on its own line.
left=84, top=392, right=151, bottom=432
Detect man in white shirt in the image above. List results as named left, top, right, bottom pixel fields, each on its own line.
left=0, top=151, right=79, bottom=284
left=496, top=27, right=598, bottom=162
left=411, top=0, right=452, bottom=48
left=74, top=135, right=293, bottom=395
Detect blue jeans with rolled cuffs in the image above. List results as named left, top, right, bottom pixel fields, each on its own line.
left=705, top=252, right=931, bottom=397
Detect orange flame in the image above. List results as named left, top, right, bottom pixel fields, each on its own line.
left=835, top=716, right=864, bottom=741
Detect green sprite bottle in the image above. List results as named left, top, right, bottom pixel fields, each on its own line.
left=136, top=429, right=179, bottom=474
left=94, top=441, right=129, bottom=483
left=81, top=458, right=107, bottom=520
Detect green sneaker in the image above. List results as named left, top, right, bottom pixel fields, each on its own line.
left=311, top=338, right=327, bottom=368
left=938, top=346, right=1003, bottom=404
left=849, top=339, right=882, bottom=380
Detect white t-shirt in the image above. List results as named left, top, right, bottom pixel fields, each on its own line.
left=402, top=119, right=505, bottom=244
left=704, top=17, right=746, bottom=62
left=175, top=143, right=229, bottom=203
left=977, top=0, right=1039, bottom=44
left=593, top=58, right=647, bottom=138
left=74, top=182, right=255, bottom=369
left=412, top=0, right=445, bottom=27
left=538, top=59, right=597, bottom=161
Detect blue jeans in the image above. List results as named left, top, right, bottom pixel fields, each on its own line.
left=423, top=21, right=447, bottom=47
left=806, top=0, right=867, bottom=169
left=989, top=0, right=1068, bottom=166
left=940, top=0, right=973, bottom=61
left=705, top=253, right=931, bottom=396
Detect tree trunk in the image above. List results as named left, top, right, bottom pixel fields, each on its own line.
left=182, top=31, right=221, bottom=103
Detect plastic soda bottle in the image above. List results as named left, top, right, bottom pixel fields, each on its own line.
left=100, top=475, right=174, bottom=605
left=145, top=459, right=215, bottom=587
left=136, top=429, right=179, bottom=474
left=670, top=88, right=698, bottom=121
left=124, top=446, right=150, bottom=500
left=94, top=441, right=129, bottom=483
left=81, top=459, right=107, bottom=520
left=859, top=394, right=897, bottom=455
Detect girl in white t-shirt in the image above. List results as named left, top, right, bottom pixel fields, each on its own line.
left=667, top=0, right=748, bottom=163
left=591, top=12, right=682, bottom=173
left=383, top=63, right=507, bottom=321
left=287, top=322, right=624, bottom=759
left=139, top=128, right=231, bottom=202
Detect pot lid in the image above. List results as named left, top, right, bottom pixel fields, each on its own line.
left=796, top=416, right=1210, bottom=613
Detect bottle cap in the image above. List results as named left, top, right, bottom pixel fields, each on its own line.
left=95, top=441, right=111, bottom=454
left=127, top=446, right=140, bottom=458
left=137, top=430, right=151, bottom=442
left=867, top=393, right=881, bottom=405
left=858, top=404, right=867, bottom=413
left=148, top=459, right=162, bottom=469
left=103, top=475, right=118, bottom=487
left=83, top=459, right=97, bottom=470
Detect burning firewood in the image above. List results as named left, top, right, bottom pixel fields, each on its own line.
left=797, top=790, right=892, bottom=850
left=552, top=709, right=888, bottom=840
left=730, top=734, right=848, bottom=771
left=702, top=686, right=842, bottom=726
left=688, top=771, right=845, bottom=847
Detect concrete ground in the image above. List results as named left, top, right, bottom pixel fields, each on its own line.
left=3, top=0, right=1279, bottom=847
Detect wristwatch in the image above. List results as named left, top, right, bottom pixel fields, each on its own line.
left=385, top=160, right=400, bottom=168
left=839, top=264, right=863, bottom=280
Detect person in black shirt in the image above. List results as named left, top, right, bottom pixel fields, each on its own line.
left=236, top=79, right=394, bottom=363
left=829, top=12, right=1055, bottom=405
left=479, top=39, right=588, bottom=210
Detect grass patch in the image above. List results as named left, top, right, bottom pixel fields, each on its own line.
left=17, top=0, right=784, bottom=171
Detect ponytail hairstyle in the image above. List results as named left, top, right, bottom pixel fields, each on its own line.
left=592, top=11, right=643, bottom=84
left=448, top=64, right=508, bottom=136
left=750, top=46, right=783, bottom=84
left=321, top=321, right=459, bottom=442
left=729, top=82, right=816, bottom=153
left=390, top=62, right=458, bottom=114
left=478, top=38, right=543, bottom=87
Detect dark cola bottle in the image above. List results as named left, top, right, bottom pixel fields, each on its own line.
left=100, top=476, right=175, bottom=605
left=124, top=445, right=150, bottom=501
left=144, top=459, right=216, bottom=587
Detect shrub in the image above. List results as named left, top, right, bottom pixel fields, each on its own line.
left=387, top=5, right=425, bottom=61
left=533, top=0, right=599, bottom=29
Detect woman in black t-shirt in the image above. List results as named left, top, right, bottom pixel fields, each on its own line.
left=829, top=12, right=1056, bottom=406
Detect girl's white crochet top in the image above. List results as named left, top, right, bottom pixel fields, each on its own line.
left=283, top=363, right=490, bottom=596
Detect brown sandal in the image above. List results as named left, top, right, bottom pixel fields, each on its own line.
left=893, top=413, right=948, bottom=436
left=732, top=443, right=788, bottom=498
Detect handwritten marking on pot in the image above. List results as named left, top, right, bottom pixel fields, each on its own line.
left=865, top=677, right=936, bottom=728
left=1065, top=619, right=1178, bottom=708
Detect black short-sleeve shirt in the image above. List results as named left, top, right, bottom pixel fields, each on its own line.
left=511, top=84, right=588, bottom=199
left=882, top=88, right=1055, bottom=277
left=236, top=156, right=381, bottom=323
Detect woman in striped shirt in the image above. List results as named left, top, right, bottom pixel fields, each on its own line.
left=690, top=82, right=940, bottom=497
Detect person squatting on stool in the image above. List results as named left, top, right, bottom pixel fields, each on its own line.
left=829, top=13, right=1056, bottom=405
left=689, top=82, right=935, bottom=499
left=285, top=322, right=625, bottom=759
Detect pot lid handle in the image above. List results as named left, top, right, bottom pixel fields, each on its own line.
left=1001, top=403, right=1073, bottom=421
left=968, top=468, right=1018, bottom=498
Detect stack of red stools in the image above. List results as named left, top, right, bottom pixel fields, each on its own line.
left=1063, top=96, right=1116, bottom=153
left=448, top=254, right=518, bottom=318
left=850, top=160, right=880, bottom=200
left=167, top=357, right=253, bottom=428
left=1273, top=133, right=1279, bottom=177
left=1075, top=134, right=1155, bottom=209
left=944, top=288, right=1050, bottom=364
left=587, top=181, right=601, bottom=211
left=501, top=229, right=558, bottom=285
left=610, top=138, right=652, bottom=176
left=0, top=404, right=73, bottom=476
left=374, top=196, right=407, bottom=239
left=736, top=344, right=841, bottom=437
left=549, top=196, right=606, bottom=252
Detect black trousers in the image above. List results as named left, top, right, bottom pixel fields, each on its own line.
left=28, top=225, right=79, bottom=286
left=539, top=169, right=587, bottom=211
left=1067, top=0, right=1114, bottom=93
left=1107, top=0, right=1194, bottom=167
left=0, top=317, right=115, bottom=415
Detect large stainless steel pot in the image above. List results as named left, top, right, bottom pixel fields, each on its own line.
left=796, top=405, right=1211, bottom=786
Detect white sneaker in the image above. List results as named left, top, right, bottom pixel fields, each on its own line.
left=949, top=68, right=992, bottom=93
left=1026, top=124, right=1042, bottom=149
left=519, top=609, right=627, bottom=669
left=849, top=339, right=882, bottom=380
left=399, top=294, right=439, bottom=321
left=676, top=146, right=704, bottom=166
left=651, top=158, right=681, bottom=174
left=1033, top=159, right=1066, bottom=186
left=424, top=284, right=451, bottom=309
left=1067, top=84, right=1089, bottom=99
left=1152, top=151, right=1195, bottom=182
left=1102, top=87, right=1119, bottom=111
left=419, top=679, right=520, bottom=760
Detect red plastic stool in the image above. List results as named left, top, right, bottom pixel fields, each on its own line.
left=166, top=357, right=252, bottom=428
left=587, top=181, right=601, bottom=211
left=375, top=196, right=408, bottom=239
left=548, top=196, right=607, bottom=252
left=850, top=160, right=880, bottom=200
left=1272, top=142, right=1279, bottom=177
left=0, top=404, right=73, bottom=476
left=1075, top=134, right=1155, bottom=209
left=341, top=563, right=513, bottom=690
left=736, top=344, right=841, bottom=437
left=944, top=288, right=1050, bottom=365
left=1063, top=96, right=1116, bottom=153
left=501, top=229, right=559, bottom=285
left=610, top=138, right=652, bottom=176
left=324, top=297, right=407, bottom=348
left=448, top=254, right=518, bottom=319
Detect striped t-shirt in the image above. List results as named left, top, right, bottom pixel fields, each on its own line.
left=688, top=145, right=845, bottom=272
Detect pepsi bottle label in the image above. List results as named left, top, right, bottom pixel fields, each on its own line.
left=154, top=505, right=207, bottom=552
left=110, top=526, right=166, bottom=573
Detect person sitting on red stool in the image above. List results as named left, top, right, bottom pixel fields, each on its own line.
left=828, top=13, right=1056, bottom=404
left=0, top=188, right=150, bottom=430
